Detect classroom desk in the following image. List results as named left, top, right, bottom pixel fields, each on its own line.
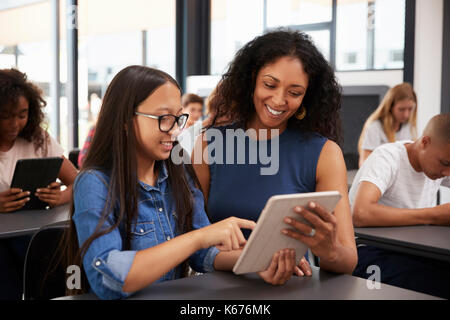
left=354, top=226, right=450, bottom=263
left=0, top=204, right=70, bottom=239
left=54, top=267, right=438, bottom=300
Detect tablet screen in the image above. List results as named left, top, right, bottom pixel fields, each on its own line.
left=10, top=157, right=63, bottom=210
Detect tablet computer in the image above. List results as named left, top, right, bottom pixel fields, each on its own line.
left=10, top=157, right=64, bottom=210
left=233, top=191, right=342, bottom=275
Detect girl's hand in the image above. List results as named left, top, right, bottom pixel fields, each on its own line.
left=35, top=182, right=63, bottom=208
left=282, top=202, right=339, bottom=263
left=197, top=217, right=256, bottom=251
left=258, top=249, right=296, bottom=285
left=294, top=256, right=312, bottom=277
left=0, top=188, right=30, bottom=213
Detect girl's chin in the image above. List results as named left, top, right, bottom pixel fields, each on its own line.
left=155, top=152, right=171, bottom=161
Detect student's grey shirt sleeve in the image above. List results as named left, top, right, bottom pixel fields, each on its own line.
left=73, top=171, right=137, bottom=300
left=361, top=121, right=383, bottom=151
left=441, top=176, right=450, bottom=188
left=355, top=149, right=397, bottom=197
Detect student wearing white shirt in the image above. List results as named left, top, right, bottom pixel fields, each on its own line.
left=358, top=83, right=418, bottom=167
left=349, top=113, right=450, bottom=298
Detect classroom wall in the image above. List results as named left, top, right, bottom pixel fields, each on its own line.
left=412, top=0, right=448, bottom=204
left=335, top=70, right=403, bottom=88
left=414, top=0, right=444, bottom=135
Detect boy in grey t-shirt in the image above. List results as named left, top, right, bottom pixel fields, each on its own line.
left=350, top=113, right=450, bottom=298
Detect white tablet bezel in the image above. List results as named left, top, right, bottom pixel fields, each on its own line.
left=233, top=191, right=342, bottom=275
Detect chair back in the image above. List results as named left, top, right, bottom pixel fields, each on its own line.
left=23, top=222, right=68, bottom=300
left=68, top=149, right=80, bottom=169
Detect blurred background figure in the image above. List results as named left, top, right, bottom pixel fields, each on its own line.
left=177, top=93, right=204, bottom=157
left=358, top=82, right=418, bottom=167
left=77, top=93, right=102, bottom=168
left=181, top=93, right=204, bottom=128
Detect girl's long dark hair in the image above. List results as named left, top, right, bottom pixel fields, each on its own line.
left=208, top=29, right=342, bottom=144
left=62, top=66, right=198, bottom=295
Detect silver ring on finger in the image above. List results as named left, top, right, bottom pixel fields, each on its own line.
left=308, top=228, right=316, bottom=237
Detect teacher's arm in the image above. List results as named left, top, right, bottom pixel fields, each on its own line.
left=315, top=141, right=358, bottom=274
left=192, top=133, right=211, bottom=203
left=282, top=140, right=357, bottom=274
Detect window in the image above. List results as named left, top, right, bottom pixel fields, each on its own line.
left=211, top=0, right=406, bottom=74
left=304, top=29, right=331, bottom=61
left=266, top=0, right=333, bottom=62
left=373, top=0, right=405, bottom=69
left=345, top=52, right=358, bottom=64
left=77, top=0, right=176, bottom=148
left=266, top=0, right=332, bottom=27
left=336, top=0, right=405, bottom=71
left=1, top=0, right=176, bottom=152
left=0, top=1, right=61, bottom=147
left=211, top=0, right=264, bottom=75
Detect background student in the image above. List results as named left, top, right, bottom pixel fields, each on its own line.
left=192, top=29, right=358, bottom=275
left=66, top=66, right=299, bottom=300
left=78, top=93, right=102, bottom=168
left=0, top=68, right=78, bottom=299
left=350, top=113, right=450, bottom=298
left=181, top=93, right=204, bottom=129
left=177, top=93, right=204, bottom=156
left=358, top=82, right=418, bottom=167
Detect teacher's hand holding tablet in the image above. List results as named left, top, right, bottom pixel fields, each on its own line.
left=282, top=201, right=339, bottom=264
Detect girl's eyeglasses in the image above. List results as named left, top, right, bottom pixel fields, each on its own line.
left=135, top=111, right=189, bottom=133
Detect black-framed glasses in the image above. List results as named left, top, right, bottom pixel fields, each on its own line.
left=135, top=111, right=189, bottom=132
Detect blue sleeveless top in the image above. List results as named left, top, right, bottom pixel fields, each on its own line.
left=207, top=124, right=327, bottom=238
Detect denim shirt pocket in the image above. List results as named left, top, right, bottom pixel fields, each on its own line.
left=130, top=221, right=158, bottom=251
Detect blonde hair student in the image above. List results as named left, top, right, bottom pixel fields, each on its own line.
left=358, top=82, right=418, bottom=167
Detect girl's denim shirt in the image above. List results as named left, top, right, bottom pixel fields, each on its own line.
left=72, top=164, right=219, bottom=300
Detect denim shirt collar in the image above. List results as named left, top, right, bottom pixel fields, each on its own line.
left=138, top=161, right=168, bottom=191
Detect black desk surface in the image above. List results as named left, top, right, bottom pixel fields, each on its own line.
left=354, top=225, right=450, bottom=262
left=55, top=267, right=439, bottom=300
left=0, top=204, right=70, bottom=239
